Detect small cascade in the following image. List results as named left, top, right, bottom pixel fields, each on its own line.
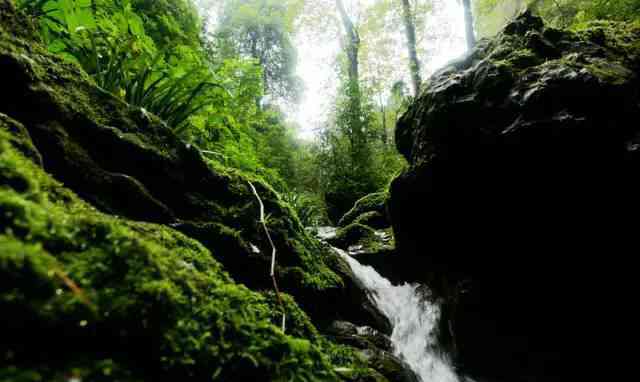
left=335, top=248, right=459, bottom=382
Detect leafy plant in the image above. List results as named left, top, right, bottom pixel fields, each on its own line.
left=16, top=0, right=63, bottom=25
left=125, top=66, right=227, bottom=132
left=281, top=191, right=326, bottom=227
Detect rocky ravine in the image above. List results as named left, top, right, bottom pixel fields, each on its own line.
left=390, top=10, right=639, bottom=382
left=0, top=1, right=411, bottom=381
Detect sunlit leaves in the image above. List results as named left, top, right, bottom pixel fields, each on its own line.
left=474, top=0, right=640, bottom=37
left=215, top=0, right=303, bottom=103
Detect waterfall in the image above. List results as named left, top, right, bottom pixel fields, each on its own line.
left=335, top=248, right=459, bottom=382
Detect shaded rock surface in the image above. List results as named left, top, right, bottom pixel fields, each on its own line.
left=327, top=321, right=419, bottom=382
left=390, top=10, right=638, bottom=382
left=328, top=193, right=402, bottom=284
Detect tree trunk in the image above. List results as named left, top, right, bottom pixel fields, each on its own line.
left=336, top=0, right=365, bottom=159
left=462, top=0, right=476, bottom=51
left=400, top=0, right=421, bottom=96
left=336, top=0, right=360, bottom=87
left=380, top=96, right=388, bottom=146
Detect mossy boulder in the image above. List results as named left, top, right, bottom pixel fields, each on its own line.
left=338, top=193, right=390, bottom=229
left=390, top=10, right=640, bottom=382
left=326, top=321, right=392, bottom=353
left=0, top=0, right=394, bottom=334
left=326, top=321, right=419, bottom=382
left=0, top=115, right=336, bottom=381
left=330, top=224, right=377, bottom=249
left=351, top=211, right=388, bottom=230
left=330, top=225, right=393, bottom=257
left=359, top=350, right=419, bottom=382
left=0, top=0, right=389, bottom=378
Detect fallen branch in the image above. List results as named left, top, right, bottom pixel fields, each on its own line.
left=248, top=181, right=286, bottom=332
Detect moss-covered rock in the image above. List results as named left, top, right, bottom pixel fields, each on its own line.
left=331, top=224, right=377, bottom=248
left=0, top=117, right=336, bottom=380
left=351, top=211, right=388, bottom=230
left=338, top=193, right=390, bottom=229
left=0, top=0, right=396, bottom=335
left=0, top=0, right=390, bottom=379
left=330, top=224, right=393, bottom=255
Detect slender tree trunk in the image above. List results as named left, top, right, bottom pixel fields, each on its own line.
left=336, top=0, right=360, bottom=88
left=380, top=97, right=388, bottom=146
left=462, top=0, right=476, bottom=51
left=400, top=0, right=421, bottom=95
left=336, top=0, right=364, bottom=160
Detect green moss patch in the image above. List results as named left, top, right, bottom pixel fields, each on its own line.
left=0, top=121, right=338, bottom=381
left=338, top=193, right=389, bottom=228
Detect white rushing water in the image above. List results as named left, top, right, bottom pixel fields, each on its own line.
left=335, top=248, right=459, bottom=382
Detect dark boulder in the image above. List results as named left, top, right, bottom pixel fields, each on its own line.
left=327, top=321, right=393, bottom=352
left=359, top=349, right=420, bottom=382
left=390, top=11, right=638, bottom=382
left=326, top=252, right=393, bottom=334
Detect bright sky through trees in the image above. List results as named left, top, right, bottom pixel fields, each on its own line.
left=199, top=0, right=467, bottom=140
left=291, top=0, right=467, bottom=139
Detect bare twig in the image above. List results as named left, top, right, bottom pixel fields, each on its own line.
left=248, top=181, right=286, bottom=332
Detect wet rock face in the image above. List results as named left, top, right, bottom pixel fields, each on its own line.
left=390, top=11, right=640, bottom=382
left=327, top=321, right=419, bottom=382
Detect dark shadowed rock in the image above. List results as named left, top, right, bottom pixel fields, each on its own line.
left=390, top=10, right=638, bottom=382
left=360, top=349, right=420, bottom=382
left=327, top=321, right=393, bottom=352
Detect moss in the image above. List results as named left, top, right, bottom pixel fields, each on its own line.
left=585, top=58, right=634, bottom=84
left=0, top=9, right=346, bottom=327
left=331, top=223, right=379, bottom=251
left=261, top=291, right=321, bottom=341
left=322, top=341, right=387, bottom=382
left=0, top=0, right=39, bottom=40
left=338, top=193, right=389, bottom=228
left=493, top=48, right=543, bottom=71
left=352, top=211, right=388, bottom=230
left=0, top=3, right=374, bottom=378
left=0, top=127, right=339, bottom=380
left=0, top=113, right=42, bottom=166
left=0, top=359, right=144, bottom=382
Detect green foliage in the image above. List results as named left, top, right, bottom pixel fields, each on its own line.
left=124, top=62, right=226, bottom=133
left=281, top=191, right=326, bottom=227
left=16, top=0, right=303, bottom=190
left=215, top=0, right=303, bottom=103
left=338, top=192, right=388, bottom=228
left=304, top=78, right=406, bottom=223
left=475, top=0, right=640, bottom=37
left=131, top=0, right=202, bottom=49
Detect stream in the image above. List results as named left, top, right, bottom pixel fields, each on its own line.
left=333, top=246, right=459, bottom=382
